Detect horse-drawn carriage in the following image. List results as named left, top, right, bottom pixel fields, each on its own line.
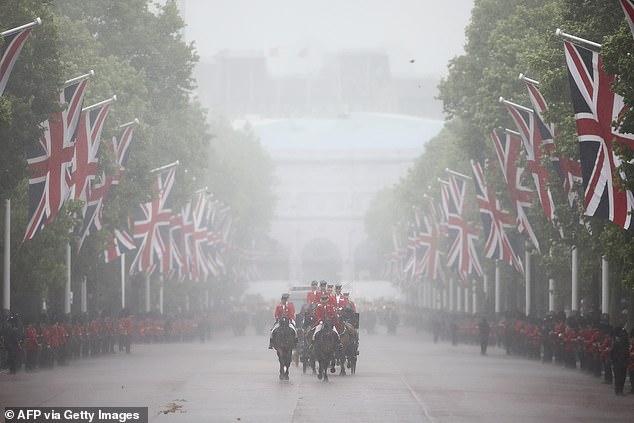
left=270, top=285, right=360, bottom=382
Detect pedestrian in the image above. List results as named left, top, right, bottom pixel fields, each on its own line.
left=4, top=315, right=22, bottom=374
left=479, top=317, right=490, bottom=355
left=610, top=327, right=630, bottom=395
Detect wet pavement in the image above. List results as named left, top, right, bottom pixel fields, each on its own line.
left=1, top=326, right=632, bottom=422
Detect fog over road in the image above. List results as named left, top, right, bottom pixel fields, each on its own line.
left=1, top=325, right=632, bottom=423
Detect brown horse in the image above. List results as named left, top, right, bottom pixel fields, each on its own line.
left=313, top=320, right=339, bottom=382
left=271, top=317, right=295, bottom=380
left=338, top=321, right=359, bottom=375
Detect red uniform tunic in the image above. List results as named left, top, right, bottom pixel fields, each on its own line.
left=274, top=302, right=296, bottom=321
left=314, top=302, right=340, bottom=332
left=306, top=290, right=319, bottom=304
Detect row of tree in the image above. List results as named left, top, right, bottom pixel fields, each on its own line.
left=0, top=0, right=275, bottom=318
left=365, top=0, right=634, bottom=320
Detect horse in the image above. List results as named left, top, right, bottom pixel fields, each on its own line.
left=338, top=321, right=359, bottom=375
left=313, top=319, right=339, bottom=382
left=271, top=317, right=295, bottom=380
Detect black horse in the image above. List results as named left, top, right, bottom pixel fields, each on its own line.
left=271, top=317, right=295, bottom=380
left=313, top=320, right=339, bottom=382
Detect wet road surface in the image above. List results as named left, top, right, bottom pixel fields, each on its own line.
left=1, top=326, right=632, bottom=422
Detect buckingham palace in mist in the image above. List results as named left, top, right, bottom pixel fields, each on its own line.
left=195, top=49, right=444, bottom=283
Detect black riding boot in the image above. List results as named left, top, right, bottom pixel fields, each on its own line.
left=268, top=338, right=273, bottom=349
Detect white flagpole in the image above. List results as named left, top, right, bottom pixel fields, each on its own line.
left=121, top=254, right=126, bottom=310
left=65, top=243, right=71, bottom=314
left=555, top=28, right=602, bottom=51
left=3, top=199, right=10, bottom=313
left=1, top=17, right=41, bottom=37
left=495, top=260, right=501, bottom=314
left=601, top=256, right=609, bottom=315
left=571, top=246, right=578, bottom=312
left=145, top=274, right=151, bottom=313
left=82, top=95, right=117, bottom=112
left=525, top=245, right=531, bottom=316
left=81, top=275, right=87, bottom=313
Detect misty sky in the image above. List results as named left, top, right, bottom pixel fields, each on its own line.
left=181, top=0, right=474, bottom=77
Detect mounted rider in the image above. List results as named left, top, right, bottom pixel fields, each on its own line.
left=269, top=293, right=297, bottom=349
left=305, top=280, right=319, bottom=304
left=312, top=294, right=341, bottom=341
left=334, top=284, right=345, bottom=307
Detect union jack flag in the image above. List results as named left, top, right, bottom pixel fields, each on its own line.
left=620, top=0, right=634, bottom=38
left=104, top=228, right=136, bottom=264
left=0, top=19, right=39, bottom=96
left=563, top=40, right=634, bottom=232
left=129, top=167, right=176, bottom=276
left=403, top=224, right=421, bottom=280
left=501, top=97, right=556, bottom=223
left=521, top=75, right=582, bottom=207
left=79, top=121, right=137, bottom=249
left=491, top=129, right=541, bottom=251
left=471, top=160, right=523, bottom=273
left=24, top=74, right=90, bottom=241
left=440, top=173, right=482, bottom=280
left=70, top=99, right=113, bottom=203
left=168, top=212, right=186, bottom=281
left=414, top=200, right=444, bottom=281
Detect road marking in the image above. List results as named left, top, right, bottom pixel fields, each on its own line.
left=396, top=369, right=436, bottom=423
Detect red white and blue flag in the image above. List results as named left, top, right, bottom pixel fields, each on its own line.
left=24, top=75, right=90, bottom=241
left=129, top=167, right=176, bottom=276
left=471, top=160, right=523, bottom=273
left=521, top=75, right=582, bottom=207
left=501, top=97, right=556, bottom=223
left=563, top=40, right=634, bottom=232
left=70, top=99, right=113, bottom=203
left=104, top=228, right=136, bottom=264
left=79, top=122, right=136, bottom=250
left=441, top=173, right=482, bottom=281
left=491, top=129, right=541, bottom=251
left=414, top=200, right=444, bottom=281
left=0, top=20, right=38, bottom=96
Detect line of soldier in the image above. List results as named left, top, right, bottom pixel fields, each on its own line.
left=424, top=309, right=634, bottom=396
left=0, top=311, right=216, bottom=375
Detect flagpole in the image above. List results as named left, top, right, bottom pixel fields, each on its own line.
left=150, top=160, right=180, bottom=174
left=445, top=168, right=473, bottom=180
left=82, top=95, right=117, bottom=112
left=3, top=199, right=10, bottom=313
left=1, top=17, right=41, bottom=37
left=571, top=246, right=578, bottom=312
left=119, top=118, right=140, bottom=129
left=555, top=28, right=602, bottom=51
left=518, top=73, right=540, bottom=86
left=601, top=256, right=609, bottom=316
left=145, top=274, right=151, bottom=313
left=65, top=243, right=71, bottom=315
left=525, top=244, right=531, bottom=316
left=499, top=96, right=533, bottom=113
left=495, top=260, right=501, bottom=314
left=121, top=254, right=126, bottom=310
left=64, top=70, right=94, bottom=87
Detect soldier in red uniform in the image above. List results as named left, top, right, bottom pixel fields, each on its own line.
left=312, top=294, right=340, bottom=341
left=24, top=321, right=39, bottom=371
left=326, top=285, right=336, bottom=306
left=118, top=312, right=133, bottom=353
left=269, top=293, right=296, bottom=349
left=315, top=280, right=328, bottom=303
left=334, top=285, right=345, bottom=308
left=342, top=292, right=356, bottom=312
left=306, top=280, right=319, bottom=304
